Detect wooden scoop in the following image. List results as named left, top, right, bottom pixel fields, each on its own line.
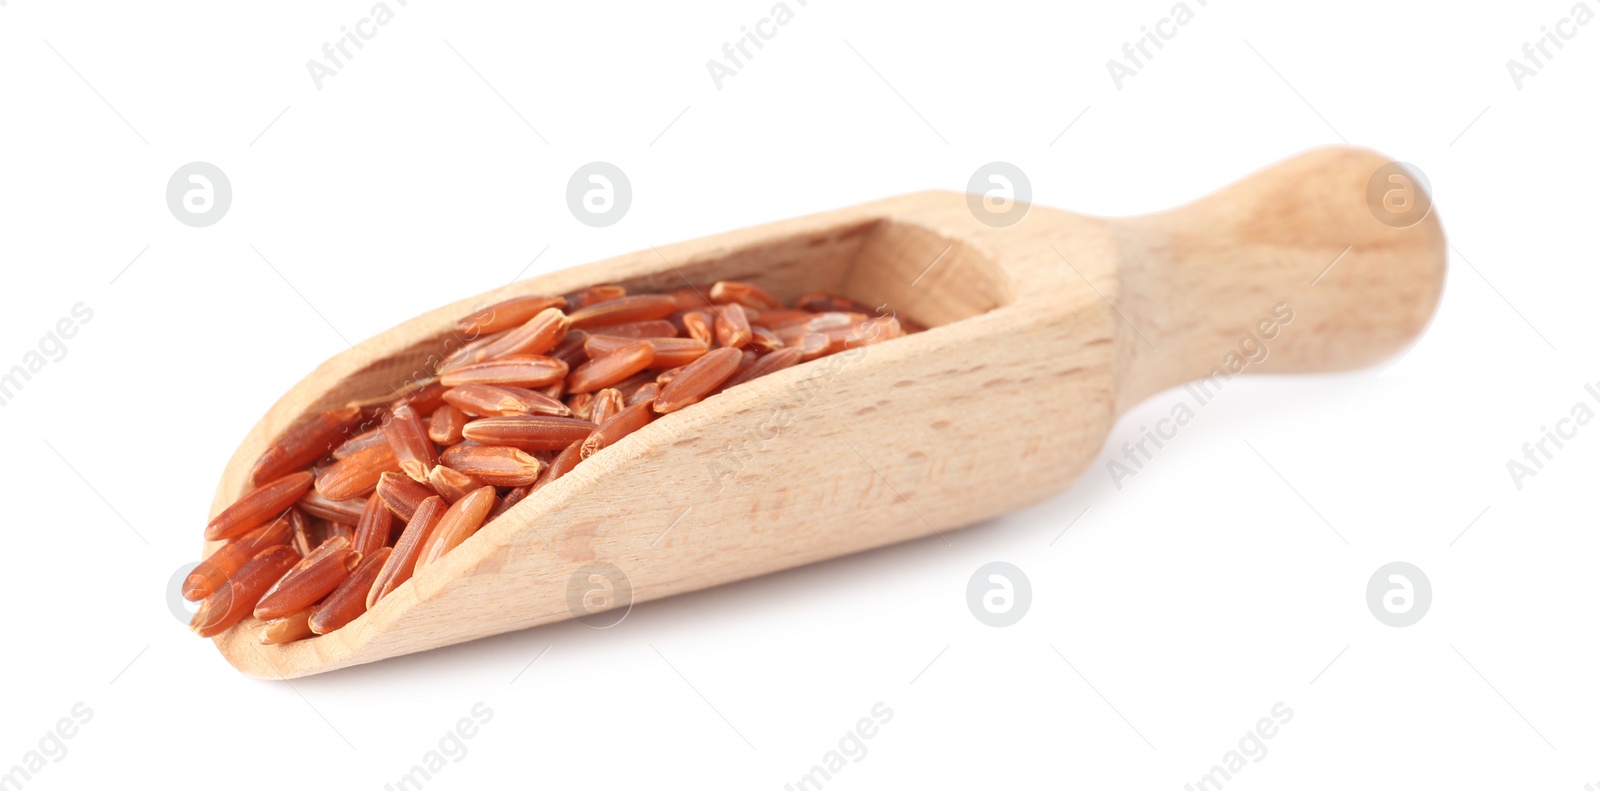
left=207, top=146, right=1445, bottom=677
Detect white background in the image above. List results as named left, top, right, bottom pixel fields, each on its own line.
left=2, top=1, right=1596, bottom=789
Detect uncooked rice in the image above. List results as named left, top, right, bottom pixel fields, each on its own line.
left=189, top=280, right=914, bottom=643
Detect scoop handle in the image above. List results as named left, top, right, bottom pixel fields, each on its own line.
left=1109, top=146, right=1447, bottom=409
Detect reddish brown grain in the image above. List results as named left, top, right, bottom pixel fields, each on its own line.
left=440, top=445, right=543, bottom=487
left=184, top=510, right=297, bottom=601
left=476, top=307, right=570, bottom=360
left=457, top=294, right=567, bottom=336
left=748, top=309, right=812, bottom=328
left=565, top=391, right=595, bottom=421
left=427, top=465, right=488, bottom=503
left=580, top=400, right=655, bottom=459
left=653, top=346, right=742, bottom=413
left=332, top=425, right=387, bottom=459
left=461, top=415, right=597, bottom=451
left=352, top=492, right=393, bottom=558
left=254, top=536, right=360, bottom=620
left=567, top=294, right=678, bottom=329
left=723, top=345, right=805, bottom=390
left=298, top=489, right=368, bottom=524
left=392, top=380, right=450, bottom=417
left=289, top=513, right=315, bottom=556
left=732, top=349, right=760, bottom=379
left=712, top=303, right=753, bottom=348
left=627, top=382, right=660, bottom=407
left=440, top=355, right=568, bottom=388
left=564, top=284, right=627, bottom=310
left=205, top=471, right=313, bottom=541
left=367, top=497, right=445, bottom=609
left=310, top=547, right=392, bottom=635
left=314, top=442, right=398, bottom=501
left=710, top=280, right=781, bottom=310
left=665, top=287, right=711, bottom=310
left=749, top=326, right=784, bottom=352
left=437, top=330, right=511, bottom=373
left=592, top=319, right=677, bottom=340
left=609, top=370, right=656, bottom=400
left=589, top=388, right=624, bottom=425
left=841, top=316, right=903, bottom=349
left=547, top=329, right=591, bottom=368
left=655, top=365, right=684, bottom=387
left=444, top=384, right=570, bottom=418
left=248, top=407, right=364, bottom=486
left=375, top=471, right=433, bottom=522
left=566, top=340, right=655, bottom=394
left=683, top=310, right=714, bottom=344
left=487, top=485, right=531, bottom=521
left=385, top=404, right=437, bottom=483
left=589, top=336, right=710, bottom=369
left=324, top=522, right=356, bottom=545
left=416, top=486, right=496, bottom=570
left=190, top=545, right=300, bottom=638
left=428, top=404, right=468, bottom=445
left=533, top=440, right=583, bottom=491
left=797, top=332, right=830, bottom=361
left=795, top=292, right=877, bottom=314
left=259, top=608, right=317, bottom=645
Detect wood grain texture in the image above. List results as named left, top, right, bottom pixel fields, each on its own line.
left=205, top=146, right=1445, bottom=678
